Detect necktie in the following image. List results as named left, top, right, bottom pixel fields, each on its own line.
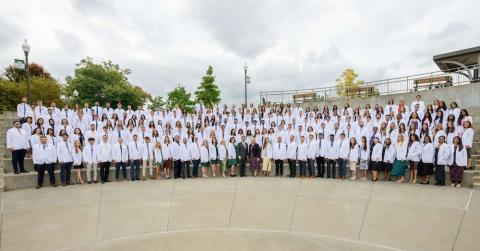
left=118, top=130, right=121, bottom=138
left=40, top=106, right=42, bottom=114
left=91, top=145, right=93, bottom=157
left=65, top=110, right=68, bottom=118
left=120, top=144, right=123, bottom=159
left=197, top=143, right=200, bottom=158
left=43, top=144, right=46, bottom=150
left=135, top=142, right=138, bottom=152
left=66, top=143, right=71, bottom=157
left=340, top=140, right=343, bottom=148
left=147, top=143, right=150, bottom=159
left=331, top=141, right=333, bottom=147
left=96, top=106, right=98, bottom=115
left=23, top=103, right=26, bottom=116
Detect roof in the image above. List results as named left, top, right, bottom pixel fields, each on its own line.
left=433, top=46, right=480, bottom=71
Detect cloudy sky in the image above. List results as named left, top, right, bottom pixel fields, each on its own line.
left=1, top=0, right=478, bottom=104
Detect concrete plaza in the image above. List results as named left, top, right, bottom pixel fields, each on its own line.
left=0, top=177, right=478, bottom=251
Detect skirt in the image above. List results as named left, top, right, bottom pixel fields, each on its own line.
left=210, top=159, right=220, bottom=165
left=371, top=161, right=382, bottom=171
left=164, top=159, right=173, bottom=169
left=359, top=160, right=368, bottom=170
left=155, top=161, right=164, bottom=168
left=249, top=157, right=261, bottom=171
left=391, top=160, right=408, bottom=176
left=201, top=161, right=210, bottom=167
left=73, top=164, right=83, bottom=169
left=383, top=162, right=393, bottom=172
left=418, top=162, right=434, bottom=176
left=349, top=161, right=357, bottom=171
left=409, top=161, right=419, bottom=170
left=227, top=159, right=237, bottom=167
left=450, top=164, right=464, bottom=182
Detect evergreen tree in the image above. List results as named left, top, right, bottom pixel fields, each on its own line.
left=194, top=65, right=221, bottom=108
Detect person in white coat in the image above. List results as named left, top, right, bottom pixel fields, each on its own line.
left=153, top=141, right=164, bottom=178
left=83, top=137, right=98, bottom=183
left=315, top=133, right=326, bottom=178
left=324, top=134, right=339, bottom=179
left=286, top=135, right=298, bottom=178
left=348, top=137, right=360, bottom=180
left=227, top=137, right=238, bottom=177
left=434, top=136, right=450, bottom=186
left=272, top=136, right=287, bottom=177
left=128, top=134, right=142, bottom=181
left=97, top=134, right=113, bottom=183
left=460, top=121, right=474, bottom=170
left=296, top=136, right=308, bottom=177
left=419, top=136, right=434, bottom=184
left=200, top=140, right=210, bottom=178
left=180, top=137, right=191, bottom=179
left=449, top=136, right=468, bottom=187
left=141, top=137, right=154, bottom=180
left=189, top=136, right=201, bottom=178
left=6, top=120, right=29, bottom=174
left=337, top=133, right=350, bottom=179
left=112, top=138, right=129, bottom=181
left=57, top=133, right=74, bottom=185
left=72, top=140, right=84, bottom=184
left=359, top=136, right=370, bottom=181
left=306, top=134, right=318, bottom=177
left=33, top=135, right=57, bottom=189
left=382, top=138, right=395, bottom=181
left=371, top=137, right=383, bottom=181
left=406, top=134, right=422, bottom=184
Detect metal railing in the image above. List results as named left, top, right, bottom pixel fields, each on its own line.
left=259, top=65, right=480, bottom=104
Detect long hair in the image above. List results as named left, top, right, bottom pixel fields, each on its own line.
left=453, top=136, right=464, bottom=151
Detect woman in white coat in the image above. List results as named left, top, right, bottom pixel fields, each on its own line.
left=392, top=134, right=408, bottom=183
left=434, top=136, right=450, bottom=186
left=348, top=137, right=359, bottom=180
left=72, top=140, right=84, bottom=184
left=407, top=134, right=422, bottom=184
left=418, top=136, right=434, bottom=184
left=200, top=140, right=210, bottom=178
left=370, top=137, right=383, bottom=182
left=460, top=121, right=474, bottom=170
left=449, top=136, right=468, bottom=187
left=359, top=136, right=370, bottom=181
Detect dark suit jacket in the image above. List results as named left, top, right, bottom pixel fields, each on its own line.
left=237, top=142, right=249, bottom=158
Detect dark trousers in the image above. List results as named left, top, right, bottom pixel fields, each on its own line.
left=181, top=161, right=190, bottom=178
left=299, top=160, right=307, bottom=177
left=60, top=162, right=73, bottom=183
left=307, top=159, right=315, bottom=177
left=130, top=159, right=140, bottom=180
left=275, top=159, right=284, bottom=176
left=288, top=159, right=296, bottom=177
left=326, top=159, right=337, bottom=178
left=337, top=158, right=347, bottom=178
left=239, top=158, right=247, bottom=176
left=12, top=149, right=27, bottom=173
left=316, top=156, right=325, bottom=177
left=435, top=164, right=446, bottom=183
left=115, top=162, right=127, bottom=179
left=99, top=161, right=111, bottom=182
left=36, top=163, right=55, bottom=186
left=174, top=160, right=182, bottom=178
left=192, top=159, right=200, bottom=177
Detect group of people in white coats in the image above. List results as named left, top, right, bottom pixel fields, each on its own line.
left=6, top=93, right=475, bottom=189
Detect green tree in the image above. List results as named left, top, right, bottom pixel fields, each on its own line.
left=149, top=96, right=165, bottom=111
left=4, top=62, right=54, bottom=82
left=65, top=57, right=150, bottom=108
left=194, top=65, right=221, bottom=108
left=335, top=69, right=365, bottom=98
left=167, top=85, right=195, bottom=113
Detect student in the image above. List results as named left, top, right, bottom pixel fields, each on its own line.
left=171, top=136, right=182, bottom=179
left=382, top=138, right=395, bottom=181
left=297, top=136, right=308, bottom=178
left=153, top=141, right=164, bottom=179
left=227, top=137, right=238, bottom=177
left=449, top=136, right=468, bottom=187
left=57, top=133, right=74, bottom=186
left=180, top=137, right=191, bottom=179
left=315, top=133, right=326, bottom=178
left=306, top=134, right=317, bottom=178
left=460, top=121, right=474, bottom=170
left=72, top=140, right=84, bottom=184
left=262, top=137, right=273, bottom=176
left=97, top=134, right=113, bottom=183
left=6, top=120, right=29, bottom=174
left=348, top=137, right=359, bottom=180
left=371, top=137, right=383, bottom=181
left=128, top=134, right=142, bottom=181
left=359, top=136, right=370, bottom=181
left=272, top=136, right=286, bottom=176
left=249, top=137, right=261, bottom=177
left=324, top=134, right=338, bottom=179
left=337, top=133, right=349, bottom=179
left=142, top=136, right=154, bottom=180
left=112, top=138, right=128, bottom=181
left=83, top=137, right=98, bottom=183
left=434, top=136, right=450, bottom=186
left=162, top=137, right=172, bottom=179
left=32, top=135, right=57, bottom=189
left=189, top=136, right=201, bottom=178
left=406, top=134, right=422, bottom=184
left=217, top=139, right=227, bottom=177
left=419, top=135, right=434, bottom=184
left=200, top=140, right=210, bottom=178
left=237, top=135, right=249, bottom=177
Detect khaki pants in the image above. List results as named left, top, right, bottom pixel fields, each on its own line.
left=142, top=158, right=153, bottom=177
left=86, top=163, right=98, bottom=182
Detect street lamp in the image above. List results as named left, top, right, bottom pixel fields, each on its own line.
left=22, top=39, right=31, bottom=103
left=73, top=89, right=79, bottom=105
left=244, top=62, right=251, bottom=108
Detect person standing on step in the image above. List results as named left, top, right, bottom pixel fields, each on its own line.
left=434, top=136, right=450, bottom=186
left=112, top=137, right=128, bottom=181
left=200, top=139, right=210, bottom=178
left=315, top=133, right=326, bottom=178
left=83, top=138, right=98, bottom=183
left=6, top=120, right=29, bottom=174
left=57, top=133, right=74, bottom=186
left=337, top=133, right=350, bottom=179
left=72, top=140, right=84, bottom=184
left=273, top=136, right=286, bottom=177
left=128, top=134, right=142, bottom=181
left=33, top=135, right=57, bottom=189
left=17, top=97, right=32, bottom=124
left=97, top=134, right=112, bottom=183
left=448, top=136, right=468, bottom=188
left=324, top=134, right=339, bottom=179
left=180, top=137, right=191, bottom=179
left=237, top=135, right=249, bottom=177
left=189, top=136, right=201, bottom=178
left=141, top=136, right=154, bottom=180
left=249, top=137, right=261, bottom=177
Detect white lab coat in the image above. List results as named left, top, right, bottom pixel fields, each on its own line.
left=407, top=141, right=422, bottom=162
left=33, top=143, right=56, bottom=164
left=421, top=142, right=434, bottom=164
left=447, top=145, right=468, bottom=166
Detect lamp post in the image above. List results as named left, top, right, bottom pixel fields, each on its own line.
left=73, top=89, right=79, bottom=106
left=22, top=39, right=31, bottom=103
left=244, top=62, right=251, bottom=108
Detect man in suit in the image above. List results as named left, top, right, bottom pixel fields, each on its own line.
left=237, top=135, right=249, bottom=177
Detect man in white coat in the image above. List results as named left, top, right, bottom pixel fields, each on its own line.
left=128, top=134, right=142, bottom=181
left=57, top=133, right=74, bottom=185
left=337, top=133, right=350, bottom=179
left=97, top=134, right=113, bottom=183
left=306, top=134, right=318, bottom=177
left=83, top=137, right=99, bottom=183
left=112, top=138, right=129, bottom=180
left=286, top=135, right=298, bottom=178
left=33, top=135, right=57, bottom=189
left=324, top=134, right=339, bottom=179
left=272, top=136, right=286, bottom=176
left=6, top=120, right=29, bottom=174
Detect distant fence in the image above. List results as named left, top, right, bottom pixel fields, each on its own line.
left=259, top=65, right=480, bottom=104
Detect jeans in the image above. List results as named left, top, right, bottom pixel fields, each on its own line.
left=181, top=161, right=190, bottom=178
left=326, top=159, right=337, bottom=178
left=307, top=158, right=315, bottom=177
left=192, top=159, right=200, bottom=177
left=337, top=158, right=347, bottom=178
left=60, top=162, right=73, bottom=183
left=130, top=159, right=140, bottom=180
left=115, top=162, right=127, bottom=179
left=299, top=160, right=307, bottom=177
left=11, top=149, right=27, bottom=173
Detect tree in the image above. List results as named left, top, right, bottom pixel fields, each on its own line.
left=194, top=65, right=221, bottom=108
left=335, top=69, right=365, bottom=98
left=149, top=96, right=165, bottom=111
left=167, top=85, right=195, bottom=113
left=65, top=57, right=150, bottom=108
left=3, top=62, right=53, bottom=82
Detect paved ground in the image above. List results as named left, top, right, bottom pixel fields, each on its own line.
left=0, top=177, right=478, bottom=251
